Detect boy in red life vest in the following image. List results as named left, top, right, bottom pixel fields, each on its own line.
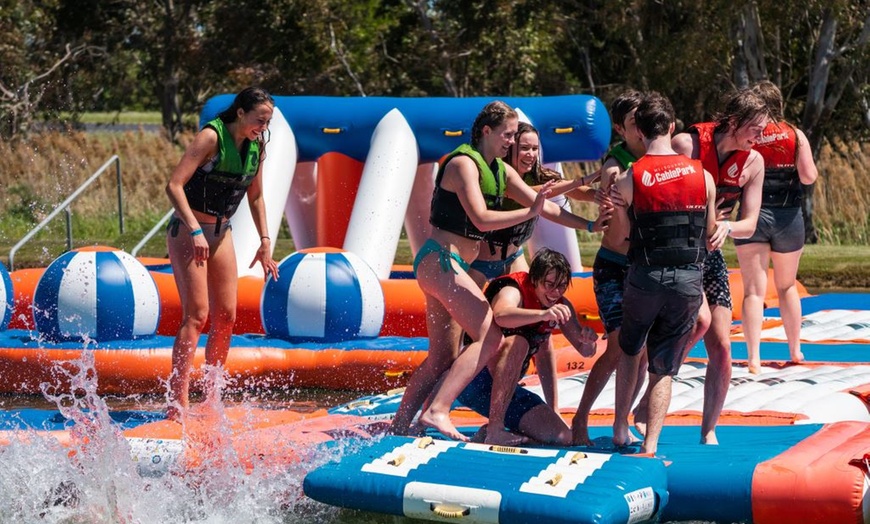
left=609, top=92, right=726, bottom=456
left=671, top=88, right=769, bottom=445
left=456, top=247, right=598, bottom=445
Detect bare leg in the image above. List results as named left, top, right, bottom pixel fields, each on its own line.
left=418, top=325, right=503, bottom=441
left=409, top=254, right=505, bottom=441
left=613, top=350, right=642, bottom=448
left=736, top=243, right=770, bottom=374
left=518, top=404, right=571, bottom=445
left=771, top=249, right=805, bottom=363
left=640, top=372, right=672, bottom=456
left=202, top=232, right=237, bottom=402
left=483, top=338, right=530, bottom=446
left=631, top=351, right=649, bottom=436
left=573, top=330, right=621, bottom=445
left=166, top=231, right=209, bottom=422
left=700, top=304, right=733, bottom=445
left=636, top=294, right=712, bottom=436
left=390, top=299, right=461, bottom=434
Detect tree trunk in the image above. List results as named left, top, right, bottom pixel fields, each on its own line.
left=731, top=1, right=768, bottom=87
left=801, top=9, right=870, bottom=243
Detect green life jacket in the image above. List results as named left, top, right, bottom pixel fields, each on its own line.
left=183, top=118, right=262, bottom=221
left=606, top=142, right=637, bottom=170
left=430, top=143, right=507, bottom=241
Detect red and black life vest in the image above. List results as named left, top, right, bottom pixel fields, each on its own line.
left=484, top=272, right=555, bottom=354
left=754, top=121, right=803, bottom=208
left=688, top=122, right=747, bottom=213
left=629, top=154, right=708, bottom=266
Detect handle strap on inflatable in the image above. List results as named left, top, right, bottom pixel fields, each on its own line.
left=430, top=503, right=470, bottom=518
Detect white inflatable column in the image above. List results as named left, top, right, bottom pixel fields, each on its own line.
left=284, top=161, right=318, bottom=250
left=403, top=162, right=437, bottom=257
left=343, top=109, right=420, bottom=279
left=526, top=162, right=584, bottom=271
left=231, top=106, right=298, bottom=277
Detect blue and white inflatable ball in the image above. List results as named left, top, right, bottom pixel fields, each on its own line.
left=0, top=261, right=13, bottom=331
left=33, top=247, right=160, bottom=342
left=261, top=249, right=385, bottom=342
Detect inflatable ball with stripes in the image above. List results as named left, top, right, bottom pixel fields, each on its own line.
left=261, top=249, right=384, bottom=342
left=32, top=247, right=160, bottom=342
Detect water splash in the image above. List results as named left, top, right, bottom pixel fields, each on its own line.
left=0, top=350, right=377, bottom=523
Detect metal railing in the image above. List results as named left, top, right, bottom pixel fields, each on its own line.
left=9, top=155, right=124, bottom=270
left=131, top=208, right=174, bottom=257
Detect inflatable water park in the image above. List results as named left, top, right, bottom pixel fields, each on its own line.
left=1, top=94, right=869, bottom=523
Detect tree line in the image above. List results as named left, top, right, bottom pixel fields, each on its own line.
left=1, top=0, right=868, bottom=240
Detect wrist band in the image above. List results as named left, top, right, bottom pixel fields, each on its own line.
left=586, top=221, right=594, bottom=233
left=723, top=220, right=732, bottom=237
left=261, top=236, right=270, bottom=241
left=190, top=228, right=203, bottom=237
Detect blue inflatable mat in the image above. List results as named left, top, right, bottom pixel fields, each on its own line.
left=767, top=293, right=870, bottom=316
left=0, top=408, right=164, bottom=431
left=688, top=339, right=870, bottom=363
left=304, top=435, right=668, bottom=524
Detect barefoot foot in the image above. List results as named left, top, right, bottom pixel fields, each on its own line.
left=700, top=430, right=718, bottom=445
left=790, top=350, right=805, bottom=364
left=418, top=409, right=468, bottom=442
left=484, top=426, right=529, bottom=446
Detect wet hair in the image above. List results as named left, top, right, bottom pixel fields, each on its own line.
left=751, top=80, right=784, bottom=121
left=752, top=80, right=801, bottom=159
left=506, top=122, right=561, bottom=184
left=528, top=248, right=572, bottom=289
left=634, top=91, right=675, bottom=138
left=216, top=86, right=274, bottom=160
left=217, top=87, right=274, bottom=124
left=471, top=100, right=517, bottom=148
left=714, top=88, right=770, bottom=134
left=610, top=90, right=644, bottom=130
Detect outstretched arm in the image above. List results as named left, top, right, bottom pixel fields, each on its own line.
left=449, top=158, right=553, bottom=232
left=557, top=299, right=598, bottom=358
left=246, top=158, right=279, bottom=280
left=534, top=347, right=559, bottom=410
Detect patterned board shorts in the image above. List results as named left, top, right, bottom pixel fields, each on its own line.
left=702, top=249, right=732, bottom=309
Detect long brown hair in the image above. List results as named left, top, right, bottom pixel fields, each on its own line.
left=506, top=122, right=561, bottom=184
left=713, top=88, right=770, bottom=134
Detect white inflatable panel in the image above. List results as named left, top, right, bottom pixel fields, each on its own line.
left=284, top=160, right=318, bottom=250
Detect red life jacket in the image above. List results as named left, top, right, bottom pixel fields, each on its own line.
left=484, top=272, right=554, bottom=352
left=630, top=154, right=708, bottom=266
left=688, top=122, right=747, bottom=213
left=754, top=121, right=803, bottom=208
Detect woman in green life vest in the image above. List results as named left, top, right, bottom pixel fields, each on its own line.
left=164, top=87, right=279, bottom=421
left=391, top=101, right=609, bottom=444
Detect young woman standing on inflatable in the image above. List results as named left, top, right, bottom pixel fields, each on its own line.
left=390, top=101, right=606, bottom=444
left=164, top=87, right=279, bottom=420
left=735, top=81, right=818, bottom=372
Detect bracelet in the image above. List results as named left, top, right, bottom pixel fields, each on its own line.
left=190, top=228, right=203, bottom=237
left=723, top=220, right=732, bottom=237
left=586, top=221, right=594, bottom=233
left=260, top=236, right=270, bottom=241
